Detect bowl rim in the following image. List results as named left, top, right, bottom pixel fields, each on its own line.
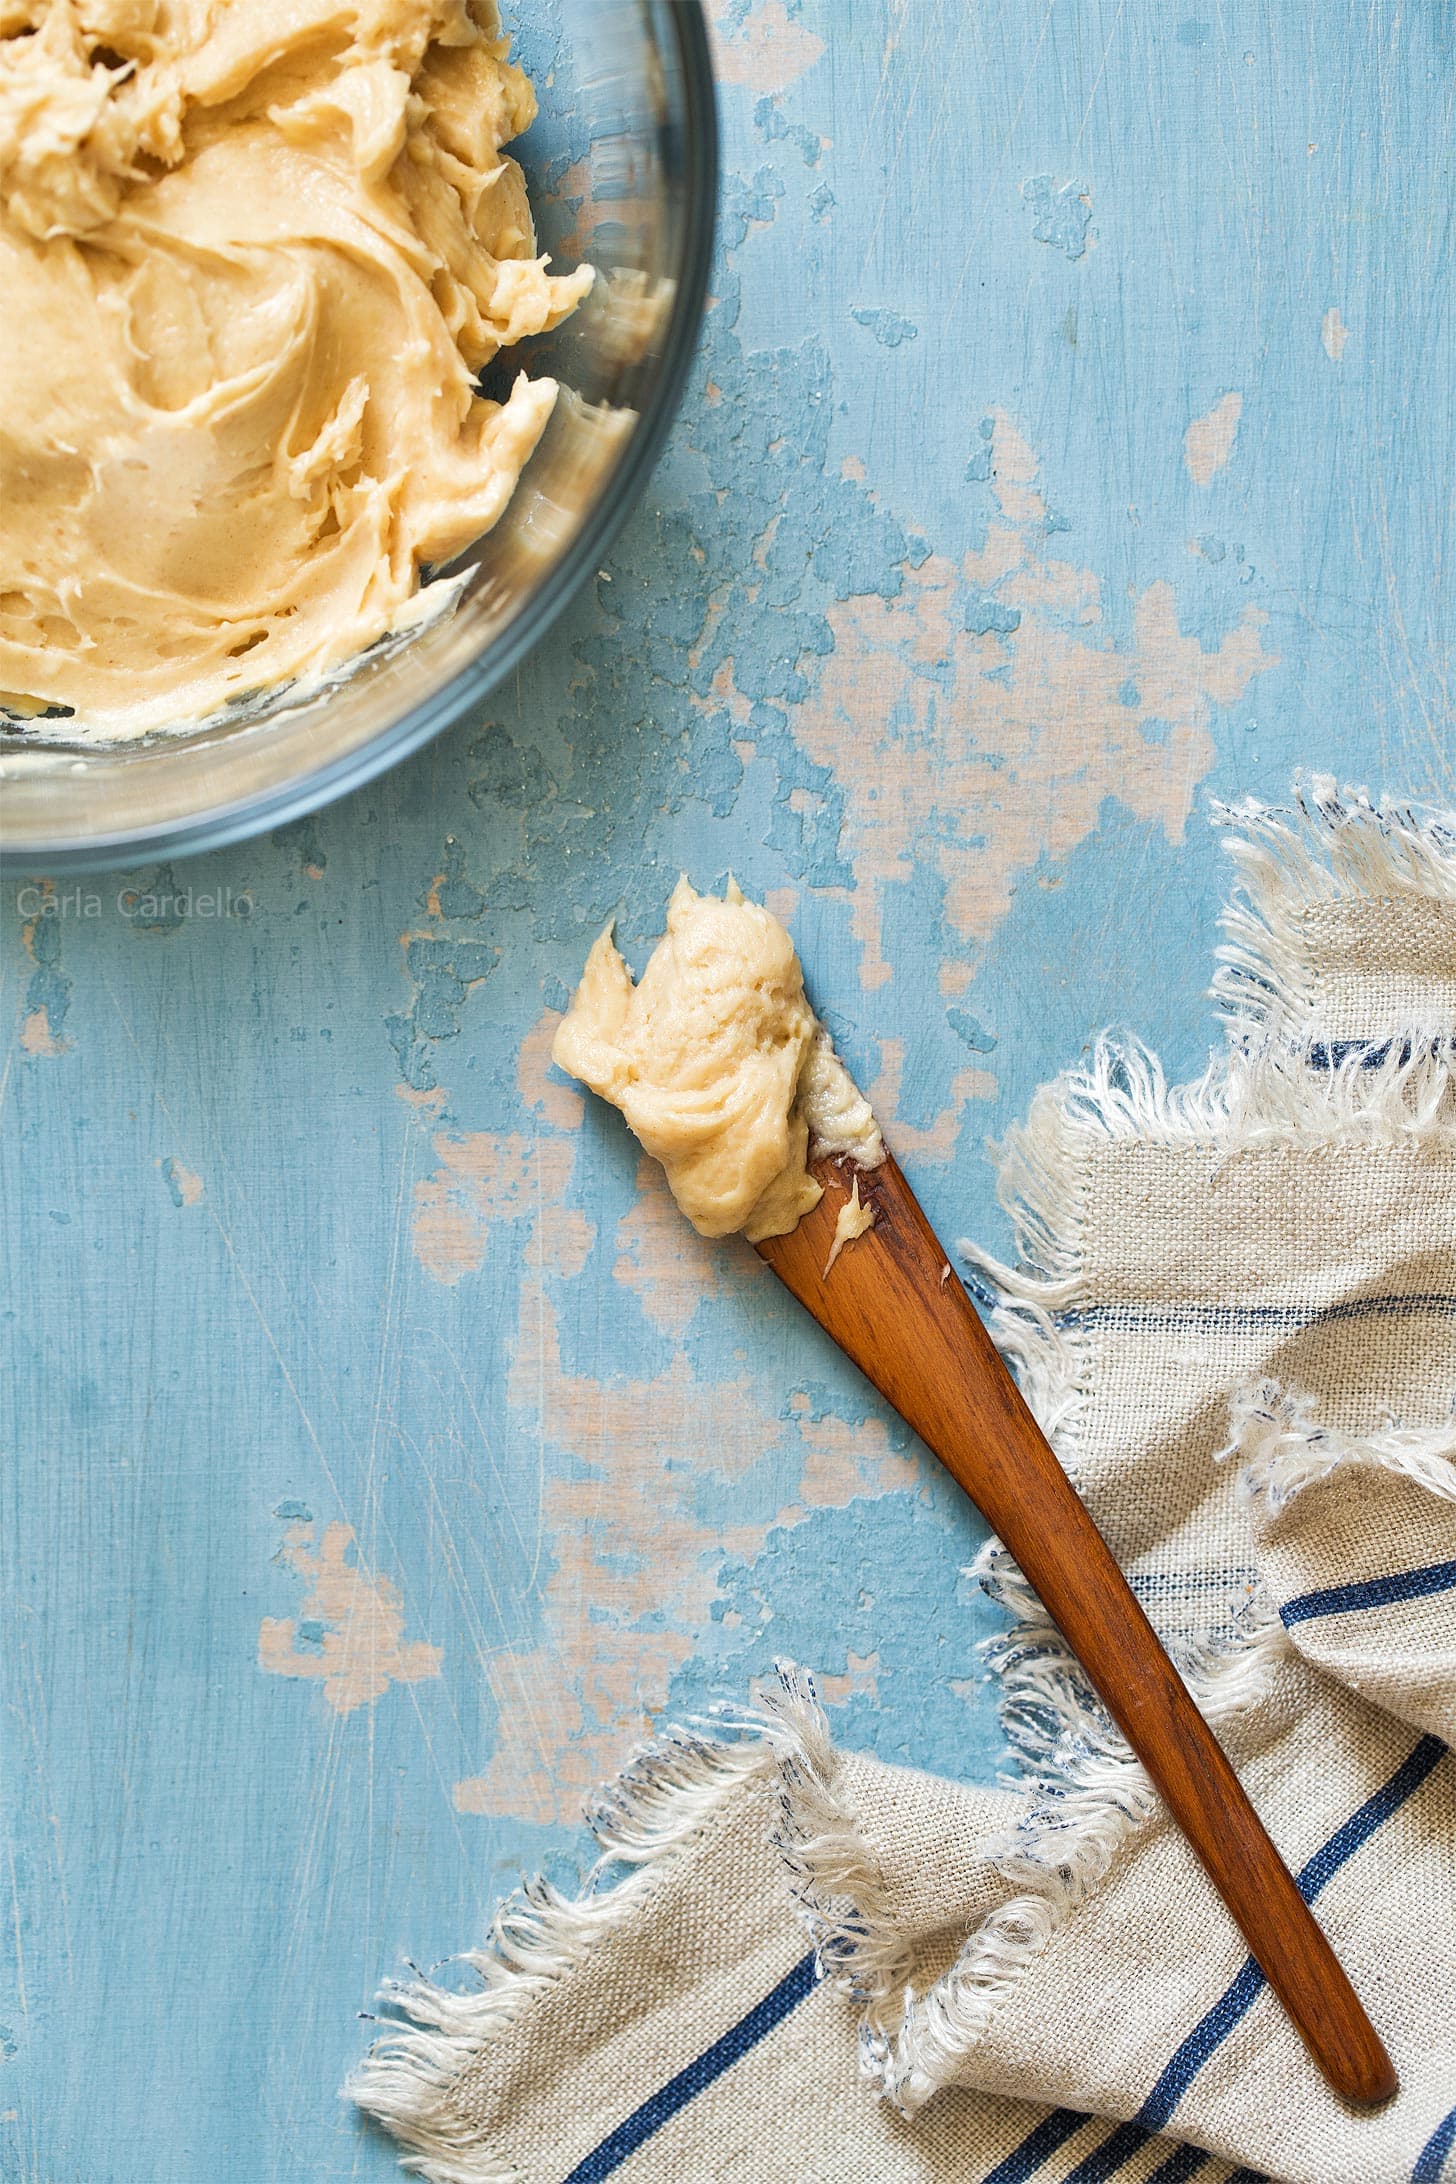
left=3, top=0, right=719, bottom=877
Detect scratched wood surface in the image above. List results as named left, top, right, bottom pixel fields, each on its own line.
left=3, top=5, right=1453, bottom=2178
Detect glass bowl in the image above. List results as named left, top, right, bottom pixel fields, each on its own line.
left=0, top=0, right=717, bottom=875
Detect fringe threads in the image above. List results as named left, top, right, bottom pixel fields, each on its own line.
left=756, top=1622, right=1287, bottom=2115
left=1225, top=1379, right=1456, bottom=1516
left=1213, top=771, right=1456, bottom=1048
left=346, top=1730, right=772, bottom=2184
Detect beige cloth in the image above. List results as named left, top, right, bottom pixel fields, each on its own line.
left=351, top=778, right=1456, bottom=2184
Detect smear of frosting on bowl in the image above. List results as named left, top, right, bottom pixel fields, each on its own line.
left=0, top=0, right=592, bottom=741
left=552, top=877, right=883, bottom=1244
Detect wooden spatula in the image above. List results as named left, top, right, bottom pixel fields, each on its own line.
left=755, top=1146, right=1398, bottom=2107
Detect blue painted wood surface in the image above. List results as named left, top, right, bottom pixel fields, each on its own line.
left=3, top=4, right=1453, bottom=2176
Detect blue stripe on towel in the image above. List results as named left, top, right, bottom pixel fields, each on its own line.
left=1309, top=1038, right=1417, bottom=1072
left=1415, top=2105, right=1456, bottom=2182
left=559, top=1951, right=819, bottom=2183
left=1281, top=1559, right=1456, bottom=1626
left=981, top=2108, right=1089, bottom=2182
left=1051, top=1292, right=1456, bottom=1336
left=963, top=1276, right=1456, bottom=1341
left=1135, top=1735, right=1446, bottom=2131
left=1142, top=2150, right=1210, bottom=2182
left=991, top=2117, right=1219, bottom=2183
left=560, top=1736, right=1445, bottom=2182
left=1134, top=1961, right=1267, bottom=2133
left=1062, top=2120, right=1155, bottom=2180
left=1064, top=2127, right=1267, bottom=2182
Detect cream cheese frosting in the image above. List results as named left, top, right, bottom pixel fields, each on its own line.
left=552, top=878, right=884, bottom=1245
left=0, top=0, right=591, bottom=739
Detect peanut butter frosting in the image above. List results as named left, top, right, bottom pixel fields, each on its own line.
left=0, top=0, right=591, bottom=739
left=552, top=879, right=884, bottom=1245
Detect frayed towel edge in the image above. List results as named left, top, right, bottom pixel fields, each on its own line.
left=345, top=1729, right=773, bottom=2184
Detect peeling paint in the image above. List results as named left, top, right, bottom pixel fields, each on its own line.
left=19, top=1007, right=62, bottom=1057
left=18, top=887, right=72, bottom=1056
left=386, top=930, right=499, bottom=1093
left=160, top=1158, right=204, bottom=1208
left=786, top=411, right=1276, bottom=986
left=612, top=1157, right=726, bottom=1333
left=852, top=306, right=919, bottom=348
left=116, top=864, right=190, bottom=934
left=423, top=838, right=486, bottom=923
left=450, top=1160, right=919, bottom=1823
left=1184, top=391, right=1243, bottom=485
left=947, top=1006, right=997, bottom=1053
left=816, top=1650, right=881, bottom=1707
left=670, top=1490, right=1001, bottom=1781
left=1321, top=307, right=1350, bottom=363
left=395, top=1081, right=449, bottom=1117
left=516, top=1008, right=585, bottom=1131
left=258, top=1521, right=441, bottom=1714
left=270, top=812, right=326, bottom=880
left=783, top=1392, right=917, bottom=1513
left=1022, top=174, right=1093, bottom=261
left=419, top=198, right=914, bottom=953
left=754, top=94, right=822, bottom=167
left=869, top=1036, right=995, bottom=1161
left=411, top=1133, right=589, bottom=1284
left=707, top=0, right=825, bottom=92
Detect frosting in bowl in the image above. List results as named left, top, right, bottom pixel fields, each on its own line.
left=0, top=0, right=591, bottom=739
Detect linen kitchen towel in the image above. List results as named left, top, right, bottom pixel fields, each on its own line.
left=351, top=779, right=1456, bottom=2184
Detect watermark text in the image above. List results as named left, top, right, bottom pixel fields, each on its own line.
left=15, top=883, right=253, bottom=922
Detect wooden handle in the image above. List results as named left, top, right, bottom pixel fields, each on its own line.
left=756, top=1150, right=1398, bottom=2108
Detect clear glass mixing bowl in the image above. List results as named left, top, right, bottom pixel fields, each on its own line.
left=0, top=0, right=717, bottom=874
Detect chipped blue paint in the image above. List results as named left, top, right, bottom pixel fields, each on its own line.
left=949, top=1009, right=998, bottom=1056
left=160, top=1158, right=190, bottom=1208
left=852, top=305, right=919, bottom=347
left=673, top=1489, right=1009, bottom=1778
left=964, top=595, right=1023, bottom=636
left=1022, top=175, right=1094, bottom=261
left=754, top=94, right=821, bottom=165
left=19, top=902, right=71, bottom=1044
left=386, top=935, right=499, bottom=1091
left=3, top=4, right=1454, bottom=2180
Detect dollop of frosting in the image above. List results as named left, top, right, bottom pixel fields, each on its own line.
left=0, top=0, right=591, bottom=738
left=552, top=878, right=883, bottom=1244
